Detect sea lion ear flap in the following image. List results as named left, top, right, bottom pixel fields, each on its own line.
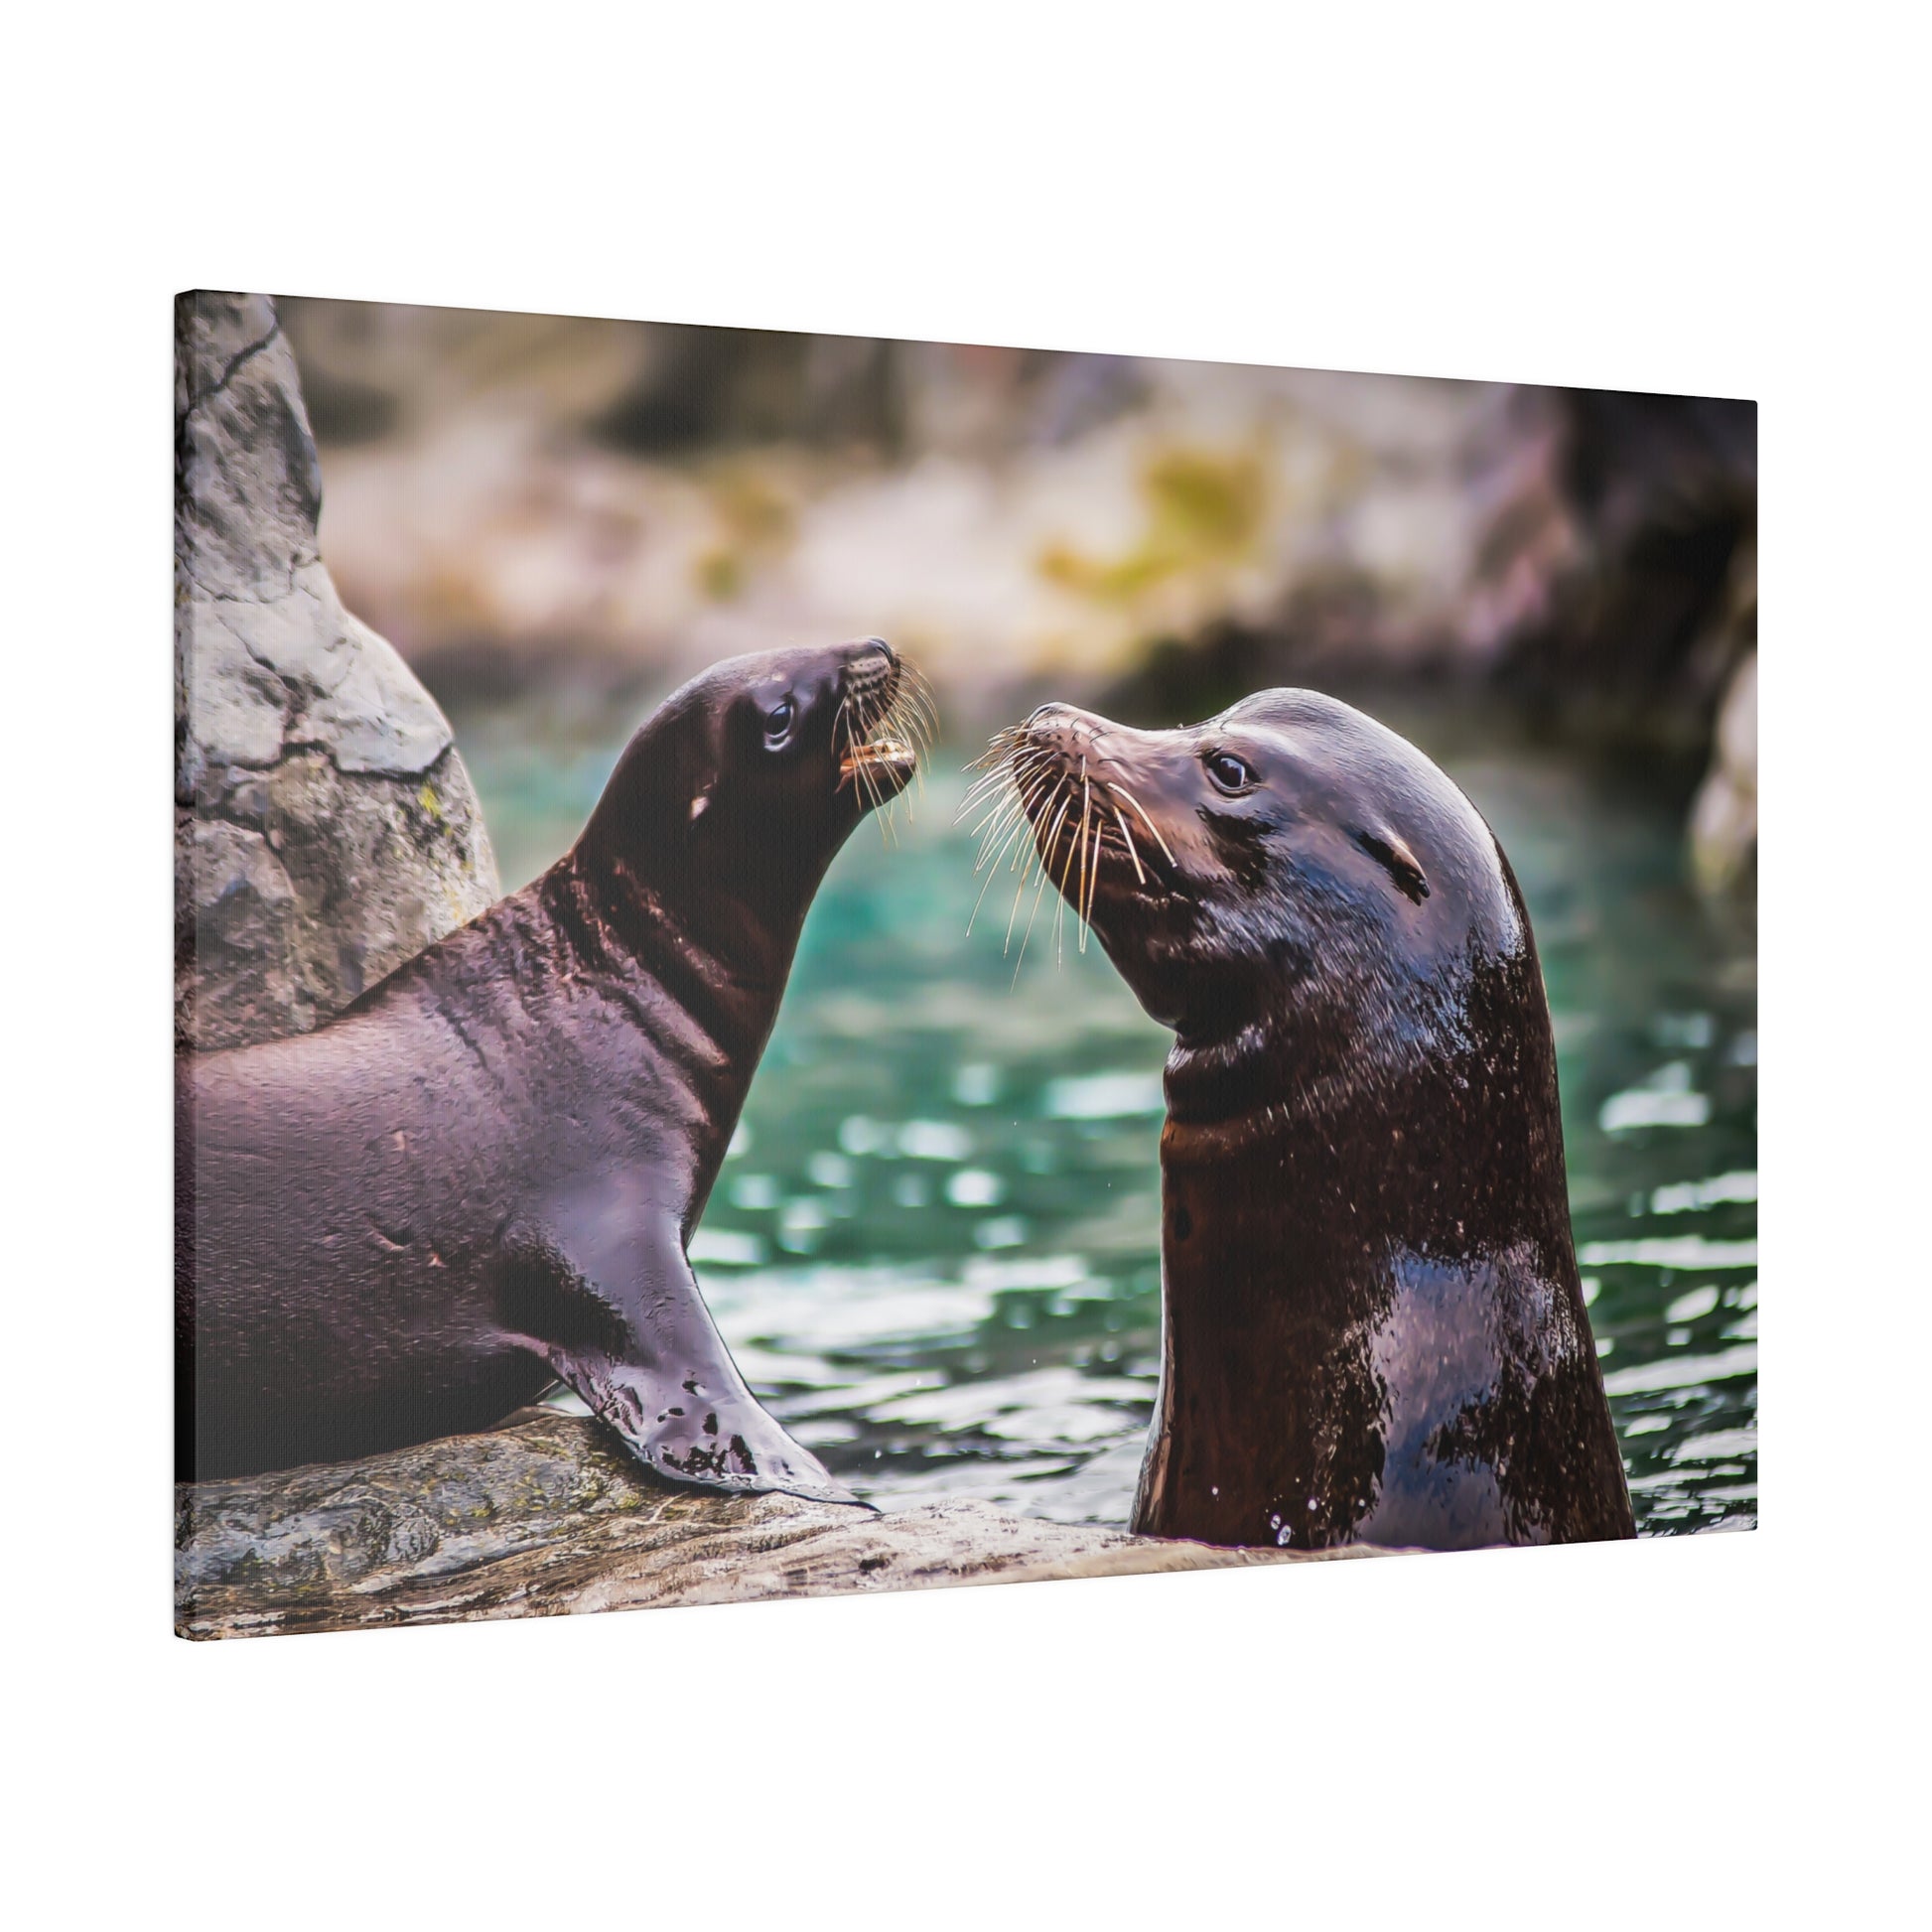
left=1355, top=828, right=1431, bottom=903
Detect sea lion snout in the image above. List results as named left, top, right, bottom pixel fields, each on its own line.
left=839, top=635, right=897, bottom=704
left=1021, top=700, right=1124, bottom=759
left=1006, top=703, right=1182, bottom=894
left=955, top=704, right=1184, bottom=986
left=835, top=637, right=928, bottom=800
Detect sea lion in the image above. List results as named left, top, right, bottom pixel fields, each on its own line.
left=964, top=691, right=1635, bottom=1549
left=177, top=638, right=931, bottom=1500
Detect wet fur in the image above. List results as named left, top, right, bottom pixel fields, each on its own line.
left=975, top=690, right=1634, bottom=1550
left=178, top=640, right=930, bottom=1499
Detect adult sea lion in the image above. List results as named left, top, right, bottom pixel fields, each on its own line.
left=964, top=691, right=1635, bottom=1550
left=178, top=638, right=931, bottom=1499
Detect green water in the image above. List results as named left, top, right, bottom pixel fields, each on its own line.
left=455, top=693, right=1757, bottom=1537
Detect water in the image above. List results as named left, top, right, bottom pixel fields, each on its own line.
left=455, top=691, right=1757, bottom=1538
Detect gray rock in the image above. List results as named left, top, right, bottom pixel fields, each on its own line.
left=176, top=292, right=499, bottom=1049
left=1690, top=647, right=1758, bottom=896
left=175, top=1415, right=1378, bottom=1639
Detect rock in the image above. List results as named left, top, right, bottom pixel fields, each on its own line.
left=1690, top=647, right=1758, bottom=895
left=272, top=301, right=1757, bottom=854
left=271, top=297, right=1588, bottom=700
left=174, top=1415, right=1376, bottom=1639
left=175, top=291, right=499, bottom=1050
left=1501, top=395, right=1757, bottom=753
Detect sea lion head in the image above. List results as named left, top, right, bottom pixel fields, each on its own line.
left=980, top=691, right=1528, bottom=1090
left=581, top=637, right=930, bottom=938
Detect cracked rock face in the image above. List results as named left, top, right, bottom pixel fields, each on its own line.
left=176, top=292, right=499, bottom=1049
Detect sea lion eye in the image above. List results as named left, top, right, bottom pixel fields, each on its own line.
left=1204, top=751, right=1256, bottom=795
left=762, top=698, right=796, bottom=749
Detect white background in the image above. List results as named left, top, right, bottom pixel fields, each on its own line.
left=4, top=5, right=1923, bottom=1925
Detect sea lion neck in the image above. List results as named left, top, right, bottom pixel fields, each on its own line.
left=564, top=834, right=802, bottom=1003
left=1161, top=983, right=1423, bottom=1139
left=1162, top=946, right=1571, bottom=1247
left=1143, top=944, right=1599, bottom=1549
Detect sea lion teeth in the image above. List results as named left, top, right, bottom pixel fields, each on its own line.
left=840, top=737, right=915, bottom=778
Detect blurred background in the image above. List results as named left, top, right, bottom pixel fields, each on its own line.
left=281, top=298, right=1757, bottom=1536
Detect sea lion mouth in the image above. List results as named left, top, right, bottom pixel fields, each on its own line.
left=839, top=736, right=918, bottom=783
left=835, top=647, right=935, bottom=813
left=958, top=713, right=1177, bottom=966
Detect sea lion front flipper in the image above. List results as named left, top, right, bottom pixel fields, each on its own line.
left=500, top=1211, right=868, bottom=1510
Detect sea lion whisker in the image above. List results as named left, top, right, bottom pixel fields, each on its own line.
left=1054, top=790, right=1085, bottom=968
left=956, top=780, right=1005, bottom=824
left=1081, top=799, right=1102, bottom=947
left=1075, top=774, right=1092, bottom=954
left=974, top=798, right=1033, bottom=878
left=996, top=767, right=1067, bottom=965
left=889, top=679, right=934, bottom=799
left=899, top=655, right=934, bottom=717
left=879, top=768, right=904, bottom=845
left=1003, top=852, right=1035, bottom=953
left=889, top=689, right=931, bottom=769
left=965, top=777, right=1033, bottom=840
left=836, top=692, right=894, bottom=826
left=1081, top=793, right=1105, bottom=940
left=995, top=769, right=1061, bottom=877
left=969, top=802, right=1026, bottom=863
left=1111, top=803, right=1147, bottom=885
left=1026, top=789, right=1071, bottom=965
left=959, top=743, right=1044, bottom=809
left=972, top=798, right=1026, bottom=870
left=1108, top=781, right=1176, bottom=867
left=956, top=759, right=1027, bottom=820
left=857, top=711, right=892, bottom=840
left=966, top=810, right=1040, bottom=934
left=958, top=779, right=1014, bottom=827
left=1011, top=768, right=1058, bottom=866
left=1010, top=750, right=1054, bottom=793
left=968, top=725, right=1033, bottom=777
left=965, top=755, right=1051, bottom=843
left=1012, top=819, right=1061, bottom=976
left=905, top=678, right=940, bottom=750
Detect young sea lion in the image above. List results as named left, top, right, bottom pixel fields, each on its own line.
left=965, top=692, right=1635, bottom=1549
left=178, top=638, right=931, bottom=1500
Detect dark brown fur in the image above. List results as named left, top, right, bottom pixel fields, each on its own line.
left=178, top=640, right=921, bottom=1499
left=991, top=691, right=1634, bottom=1550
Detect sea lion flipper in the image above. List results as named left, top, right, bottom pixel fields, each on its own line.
left=505, top=1213, right=870, bottom=1510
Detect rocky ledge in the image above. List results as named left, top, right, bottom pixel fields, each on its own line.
left=175, top=1415, right=1375, bottom=1639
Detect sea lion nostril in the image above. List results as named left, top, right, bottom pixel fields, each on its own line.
left=843, top=640, right=895, bottom=680
left=842, top=637, right=896, bottom=687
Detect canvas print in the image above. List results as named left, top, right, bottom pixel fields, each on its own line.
left=174, top=293, right=1756, bottom=1637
